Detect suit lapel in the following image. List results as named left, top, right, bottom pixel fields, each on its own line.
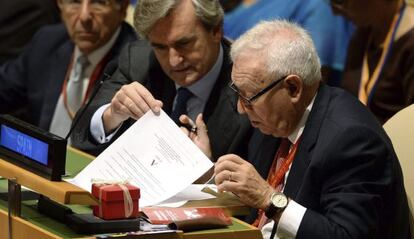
left=147, top=51, right=176, bottom=115
left=284, top=84, right=331, bottom=198
left=203, top=40, right=235, bottom=121
left=39, top=41, right=73, bottom=129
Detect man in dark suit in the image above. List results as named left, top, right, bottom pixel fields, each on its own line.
left=71, top=0, right=252, bottom=159
left=0, top=0, right=136, bottom=139
left=213, top=20, right=410, bottom=238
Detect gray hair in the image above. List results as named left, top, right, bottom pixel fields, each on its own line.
left=133, top=0, right=224, bottom=39
left=230, top=20, right=322, bottom=85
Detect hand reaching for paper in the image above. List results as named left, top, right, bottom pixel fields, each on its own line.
left=179, top=114, right=212, bottom=159
left=214, top=154, right=275, bottom=210
left=103, top=81, right=163, bottom=133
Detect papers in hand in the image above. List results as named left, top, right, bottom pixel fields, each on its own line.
left=71, top=110, right=213, bottom=207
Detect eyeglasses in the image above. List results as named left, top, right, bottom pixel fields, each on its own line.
left=60, top=0, right=119, bottom=13
left=229, top=75, right=287, bottom=106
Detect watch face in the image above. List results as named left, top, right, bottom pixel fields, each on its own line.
left=271, top=193, right=288, bottom=208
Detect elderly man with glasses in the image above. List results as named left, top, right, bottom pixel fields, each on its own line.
left=211, top=20, right=410, bottom=239
left=0, top=0, right=136, bottom=140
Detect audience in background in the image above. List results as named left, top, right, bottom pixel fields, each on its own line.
left=0, top=0, right=136, bottom=140
left=0, top=0, right=61, bottom=64
left=223, top=0, right=354, bottom=86
left=332, top=0, right=414, bottom=124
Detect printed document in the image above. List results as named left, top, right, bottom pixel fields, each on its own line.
left=70, top=110, right=214, bottom=207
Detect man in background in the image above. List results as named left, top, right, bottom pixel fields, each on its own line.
left=71, top=0, right=252, bottom=159
left=0, top=0, right=136, bottom=139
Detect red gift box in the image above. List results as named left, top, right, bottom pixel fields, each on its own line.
left=92, top=183, right=140, bottom=220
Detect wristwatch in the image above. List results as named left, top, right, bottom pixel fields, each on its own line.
left=264, top=192, right=289, bottom=219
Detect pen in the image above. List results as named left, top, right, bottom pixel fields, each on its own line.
left=180, top=123, right=197, bottom=134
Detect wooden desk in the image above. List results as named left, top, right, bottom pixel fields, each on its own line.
left=0, top=148, right=98, bottom=205
left=0, top=199, right=261, bottom=239
left=0, top=148, right=262, bottom=239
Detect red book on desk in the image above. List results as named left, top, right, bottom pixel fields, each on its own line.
left=142, top=207, right=231, bottom=225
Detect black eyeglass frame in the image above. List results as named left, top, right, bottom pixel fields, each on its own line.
left=229, top=75, right=288, bottom=106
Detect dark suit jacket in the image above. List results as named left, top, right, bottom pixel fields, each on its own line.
left=71, top=39, right=252, bottom=159
left=247, top=84, right=410, bottom=239
left=0, top=22, right=137, bottom=130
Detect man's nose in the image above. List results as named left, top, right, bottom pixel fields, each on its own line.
left=169, top=48, right=183, bottom=67
left=79, top=0, right=93, bottom=22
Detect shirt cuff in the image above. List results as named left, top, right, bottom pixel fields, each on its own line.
left=276, top=200, right=307, bottom=238
left=90, top=104, right=122, bottom=143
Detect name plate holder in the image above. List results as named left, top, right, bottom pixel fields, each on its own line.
left=0, top=114, right=66, bottom=181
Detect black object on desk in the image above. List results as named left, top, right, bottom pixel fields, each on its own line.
left=66, top=214, right=141, bottom=234
left=0, top=114, right=66, bottom=181
left=37, top=195, right=140, bottom=234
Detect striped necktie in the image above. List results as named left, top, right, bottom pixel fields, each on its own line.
left=66, top=55, right=90, bottom=114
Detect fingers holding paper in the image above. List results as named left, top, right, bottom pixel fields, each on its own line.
left=103, top=82, right=163, bottom=133
left=179, top=114, right=212, bottom=159
left=214, top=154, right=274, bottom=210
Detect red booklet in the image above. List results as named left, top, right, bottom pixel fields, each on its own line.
left=142, top=207, right=232, bottom=225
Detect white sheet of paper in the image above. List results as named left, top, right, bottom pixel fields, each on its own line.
left=70, top=110, right=213, bottom=207
left=155, top=184, right=216, bottom=207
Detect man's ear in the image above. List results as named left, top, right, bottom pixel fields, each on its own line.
left=56, top=0, right=64, bottom=10
left=284, top=75, right=302, bottom=103
left=119, top=0, right=130, bottom=19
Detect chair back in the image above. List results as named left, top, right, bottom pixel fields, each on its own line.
left=383, top=104, right=414, bottom=238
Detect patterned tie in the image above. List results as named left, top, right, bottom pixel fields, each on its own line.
left=66, top=55, right=90, bottom=115
left=171, top=87, right=193, bottom=124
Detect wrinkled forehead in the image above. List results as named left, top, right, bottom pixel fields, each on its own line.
left=231, top=55, right=270, bottom=93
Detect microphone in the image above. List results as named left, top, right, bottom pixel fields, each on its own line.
left=65, top=61, right=118, bottom=140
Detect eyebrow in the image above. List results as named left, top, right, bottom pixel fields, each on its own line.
left=150, top=35, right=196, bottom=49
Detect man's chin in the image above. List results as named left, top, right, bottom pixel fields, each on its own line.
left=258, top=128, right=273, bottom=135
left=170, top=73, right=199, bottom=86
left=253, top=124, right=273, bottom=135
left=76, top=42, right=99, bottom=55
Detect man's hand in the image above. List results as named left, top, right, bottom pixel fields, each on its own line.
left=179, top=113, right=212, bottom=159
left=103, top=82, right=163, bottom=133
left=214, top=154, right=274, bottom=210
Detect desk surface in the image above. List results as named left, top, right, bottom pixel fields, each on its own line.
left=0, top=194, right=261, bottom=239
left=0, top=147, right=262, bottom=239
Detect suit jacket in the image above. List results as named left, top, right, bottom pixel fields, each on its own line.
left=71, top=39, right=252, bottom=159
left=247, top=84, right=410, bottom=239
left=0, top=22, right=137, bottom=130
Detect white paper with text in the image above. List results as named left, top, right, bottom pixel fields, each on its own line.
left=70, top=110, right=213, bottom=207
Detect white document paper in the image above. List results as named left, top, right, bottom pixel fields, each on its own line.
left=155, top=184, right=216, bottom=207
left=71, top=110, right=214, bottom=207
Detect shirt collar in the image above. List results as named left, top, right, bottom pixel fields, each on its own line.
left=287, top=92, right=317, bottom=144
left=73, top=27, right=121, bottom=67
left=175, top=44, right=224, bottom=101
